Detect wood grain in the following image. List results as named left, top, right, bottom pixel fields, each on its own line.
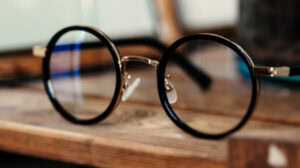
left=229, top=129, right=300, bottom=168
left=0, top=85, right=228, bottom=168
left=0, top=45, right=299, bottom=167
left=0, top=65, right=298, bottom=167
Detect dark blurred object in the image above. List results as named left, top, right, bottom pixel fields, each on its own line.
left=0, top=151, right=88, bottom=168
left=238, top=0, right=300, bottom=66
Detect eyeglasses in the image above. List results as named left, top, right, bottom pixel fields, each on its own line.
left=33, top=25, right=300, bottom=139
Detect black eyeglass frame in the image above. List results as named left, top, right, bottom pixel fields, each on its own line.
left=43, top=26, right=123, bottom=125
left=35, top=25, right=300, bottom=140
left=157, top=34, right=260, bottom=139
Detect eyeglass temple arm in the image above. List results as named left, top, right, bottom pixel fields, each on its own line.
left=253, top=66, right=300, bottom=77
left=32, top=37, right=212, bottom=90
left=290, top=67, right=300, bottom=76
left=171, top=52, right=212, bottom=89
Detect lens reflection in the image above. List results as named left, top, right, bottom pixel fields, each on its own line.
left=165, top=39, right=253, bottom=134
left=49, top=30, right=116, bottom=120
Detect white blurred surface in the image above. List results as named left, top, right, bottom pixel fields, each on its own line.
left=177, top=0, right=238, bottom=29
left=0, top=0, right=154, bottom=51
left=0, top=0, right=237, bottom=51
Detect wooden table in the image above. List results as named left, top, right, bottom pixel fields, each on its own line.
left=0, top=42, right=299, bottom=168
left=0, top=62, right=299, bottom=168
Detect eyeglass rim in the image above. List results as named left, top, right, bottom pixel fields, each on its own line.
left=157, top=33, right=260, bottom=139
left=43, top=25, right=123, bottom=124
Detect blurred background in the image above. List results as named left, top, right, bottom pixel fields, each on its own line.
left=0, top=0, right=240, bottom=83
left=0, top=0, right=237, bottom=51
left=0, top=0, right=298, bottom=82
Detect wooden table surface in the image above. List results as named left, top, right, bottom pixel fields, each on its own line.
left=0, top=62, right=298, bottom=168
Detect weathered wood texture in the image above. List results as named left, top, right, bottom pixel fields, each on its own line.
left=0, top=41, right=299, bottom=167
left=0, top=64, right=298, bottom=167
left=0, top=85, right=228, bottom=168
left=229, top=129, right=300, bottom=168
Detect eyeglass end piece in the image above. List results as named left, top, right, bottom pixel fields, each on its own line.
left=253, top=66, right=290, bottom=77
left=32, top=45, right=46, bottom=58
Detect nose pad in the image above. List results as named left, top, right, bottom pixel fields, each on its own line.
left=165, top=74, right=178, bottom=104
left=121, top=72, right=141, bottom=102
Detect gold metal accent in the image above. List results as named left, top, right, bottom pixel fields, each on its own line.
left=274, top=67, right=290, bottom=76
left=121, top=56, right=175, bottom=92
left=120, top=55, right=160, bottom=103
left=165, top=74, right=173, bottom=92
left=121, top=55, right=159, bottom=69
left=253, top=66, right=290, bottom=77
left=32, top=46, right=46, bottom=58
left=123, top=72, right=131, bottom=89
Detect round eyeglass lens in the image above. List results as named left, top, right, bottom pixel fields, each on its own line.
left=49, top=30, right=117, bottom=120
left=164, top=38, right=254, bottom=135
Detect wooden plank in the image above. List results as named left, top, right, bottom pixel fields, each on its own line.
left=229, top=129, right=300, bottom=168
left=0, top=72, right=298, bottom=167
left=154, top=0, right=183, bottom=44
left=0, top=121, right=224, bottom=168
left=0, top=45, right=298, bottom=167
left=0, top=86, right=228, bottom=168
